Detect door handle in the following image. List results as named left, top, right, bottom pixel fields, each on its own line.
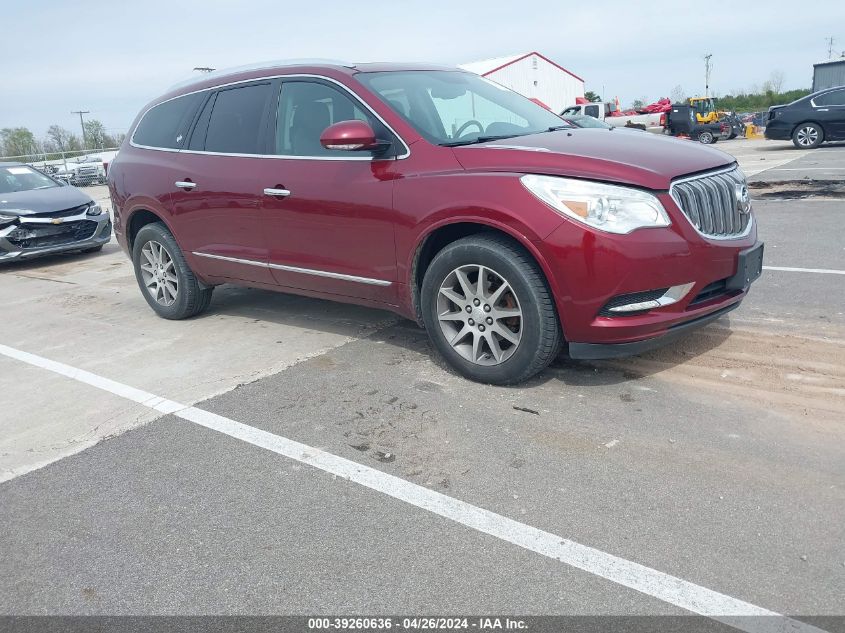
left=175, top=181, right=197, bottom=190
left=264, top=188, right=291, bottom=197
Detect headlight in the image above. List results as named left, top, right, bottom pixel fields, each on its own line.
left=520, top=174, right=671, bottom=234
left=86, top=204, right=103, bottom=216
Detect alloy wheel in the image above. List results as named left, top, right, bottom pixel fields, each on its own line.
left=140, top=240, right=178, bottom=306
left=796, top=126, right=818, bottom=147
left=436, top=264, right=523, bottom=366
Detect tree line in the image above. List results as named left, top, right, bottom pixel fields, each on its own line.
left=0, top=121, right=125, bottom=160
left=585, top=69, right=812, bottom=113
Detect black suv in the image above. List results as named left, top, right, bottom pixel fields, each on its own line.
left=765, top=86, right=845, bottom=149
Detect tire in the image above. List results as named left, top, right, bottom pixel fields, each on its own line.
left=132, top=222, right=213, bottom=320
left=420, top=234, right=562, bottom=385
left=792, top=123, right=823, bottom=149
left=698, top=131, right=714, bottom=144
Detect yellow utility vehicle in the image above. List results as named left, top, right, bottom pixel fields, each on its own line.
left=689, top=97, right=719, bottom=124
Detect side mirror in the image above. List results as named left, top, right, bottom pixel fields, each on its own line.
left=320, top=120, right=388, bottom=152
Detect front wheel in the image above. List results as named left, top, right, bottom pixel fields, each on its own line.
left=132, top=222, right=213, bottom=320
left=421, top=234, right=562, bottom=385
left=792, top=123, right=823, bottom=149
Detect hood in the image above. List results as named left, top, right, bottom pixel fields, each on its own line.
left=451, top=128, right=734, bottom=190
left=0, top=185, right=93, bottom=216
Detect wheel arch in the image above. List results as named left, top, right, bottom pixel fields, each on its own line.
left=125, top=206, right=172, bottom=253
left=408, top=218, right=562, bottom=327
left=791, top=120, right=826, bottom=140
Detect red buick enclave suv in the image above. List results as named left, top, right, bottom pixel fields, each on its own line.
left=108, top=61, right=763, bottom=384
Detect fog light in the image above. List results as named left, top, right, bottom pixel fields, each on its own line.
left=604, top=282, right=695, bottom=315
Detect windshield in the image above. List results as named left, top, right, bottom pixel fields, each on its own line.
left=0, top=165, right=60, bottom=194
left=357, top=70, right=566, bottom=146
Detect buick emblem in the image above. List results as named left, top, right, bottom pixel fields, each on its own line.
left=735, top=183, right=751, bottom=215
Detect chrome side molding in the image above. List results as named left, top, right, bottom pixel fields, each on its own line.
left=192, top=251, right=391, bottom=287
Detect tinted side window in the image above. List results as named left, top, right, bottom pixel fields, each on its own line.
left=133, top=92, right=203, bottom=149
left=584, top=105, right=600, bottom=118
left=204, top=83, right=273, bottom=154
left=274, top=81, right=379, bottom=157
left=814, top=90, right=845, bottom=106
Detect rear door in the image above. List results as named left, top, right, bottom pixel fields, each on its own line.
left=254, top=77, right=402, bottom=304
left=812, top=89, right=845, bottom=139
left=170, top=80, right=277, bottom=284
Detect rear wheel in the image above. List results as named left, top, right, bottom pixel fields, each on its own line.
left=132, top=222, right=213, bottom=320
left=421, top=234, right=561, bottom=385
left=698, top=131, right=715, bottom=144
left=792, top=123, right=823, bottom=149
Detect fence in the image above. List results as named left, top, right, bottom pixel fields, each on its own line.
left=1, top=147, right=121, bottom=187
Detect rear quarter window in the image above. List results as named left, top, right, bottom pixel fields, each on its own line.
left=132, top=92, right=204, bottom=149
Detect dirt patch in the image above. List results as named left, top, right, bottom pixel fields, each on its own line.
left=750, top=180, right=845, bottom=199
left=592, top=322, right=845, bottom=423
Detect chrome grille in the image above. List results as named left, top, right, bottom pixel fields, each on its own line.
left=670, top=166, right=751, bottom=239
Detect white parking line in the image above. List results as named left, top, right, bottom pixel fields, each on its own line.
left=763, top=266, right=845, bottom=275
left=0, top=342, right=827, bottom=633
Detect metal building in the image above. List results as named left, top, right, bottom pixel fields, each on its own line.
left=459, top=52, right=585, bottom=113
left=813, top=57, right=845, bottom=91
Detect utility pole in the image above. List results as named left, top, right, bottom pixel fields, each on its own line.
left=71, top=110, right=90, bottom=149
left=704, top=54, right=713, bottom=97
left=825, top=36, right=835, bottom=59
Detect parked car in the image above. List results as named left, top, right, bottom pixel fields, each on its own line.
left=109, top=61, right=762, bottom=385
left=0, top=162, right=111, bottom=261
left=54, top=155, right=107, bottom=186
left=765, top=86, right=845, bottom=148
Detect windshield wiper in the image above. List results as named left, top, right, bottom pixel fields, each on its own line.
left=440, top=134, right=523, bottom=147
left=546, top=125, right=574, bottom=132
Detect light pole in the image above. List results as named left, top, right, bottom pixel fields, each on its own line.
left=71, top=110, right=90, bottom=150
left=704, top=54, right=712, bottom=98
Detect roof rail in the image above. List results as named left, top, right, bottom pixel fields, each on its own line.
left=167, top=58, right=355, bottom=91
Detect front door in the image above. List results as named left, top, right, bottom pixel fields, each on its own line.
left=256, top=78, right=402, bottom=304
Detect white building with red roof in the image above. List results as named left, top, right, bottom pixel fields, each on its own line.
left=459, top=52, right=585, bottom=113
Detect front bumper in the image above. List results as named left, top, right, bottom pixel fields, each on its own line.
left=569, top=303, right=739, bottom=359
left=0, top=212, right=112, bottom=262
left=537, top=190, right=761, bottom=357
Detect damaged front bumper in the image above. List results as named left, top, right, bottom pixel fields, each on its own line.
left=0, top=209, right=112, bottom=262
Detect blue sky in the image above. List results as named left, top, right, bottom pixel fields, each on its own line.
left=2, top=0, right=842, bottom=139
